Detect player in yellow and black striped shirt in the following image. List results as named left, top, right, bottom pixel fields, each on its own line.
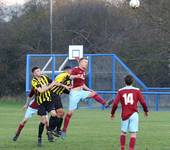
left=49, top=66, right=72, bottom=136
left=31, top=66, right=59, bottom=146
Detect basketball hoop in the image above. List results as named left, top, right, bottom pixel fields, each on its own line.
left=69, top=45, right=83, bottom=60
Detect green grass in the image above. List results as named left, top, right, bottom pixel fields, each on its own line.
left=0, top=103, right=170, bottom=150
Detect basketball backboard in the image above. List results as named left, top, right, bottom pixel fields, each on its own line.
left=69, top=45, right=83, bottom=60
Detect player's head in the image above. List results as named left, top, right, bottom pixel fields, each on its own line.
left=32, top=66, right=41, bottom=77
left=124, top=75, right=134, bottom=86
left=63, top=66, right=72, bottom=74
left=79, top=57, right=88, bottom=70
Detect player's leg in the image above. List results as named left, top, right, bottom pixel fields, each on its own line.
left=129, top=133, right=136, bottom=150
left=37, top=115, right=47, bottom=146
left=62, top=110, right=73, bottom=132
left=13, top=107, right=37, bottom=141
left=48, top=93, right=58, bottom=132
left=13, top=118, right=28, bottom=141
left=54, top=95, right=65, bottom=134
left=88, top=91, right=107, bottom=106
left=37, top=104, right=49, bottom=146
left=120, top=132, right=126, bottom=150
left=49, top=94, right=64, bottom=136
left=45, top=115, right=49, bottom=131
left=56, top=108, right=65, bottom=132
left=128, top=112, right=139, bottom=150
left=51, top=108, right=65, bottom=137
left=120, top=119, right=129, bottom=150
left=46, top=102, right=59, bottom=142
left=61, top=110, right=74, bottom=139
left=61, top=90, right=81, bottom=138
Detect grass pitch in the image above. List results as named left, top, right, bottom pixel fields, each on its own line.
left=0, top=102, right=170, bottom=150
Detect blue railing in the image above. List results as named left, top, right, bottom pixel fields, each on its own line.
left=26, top=53, right=170, bottom=111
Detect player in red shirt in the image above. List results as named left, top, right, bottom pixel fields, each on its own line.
left=13, top=88, right=39, bottom=141
left=61, top=57, right=108, bottom=138
left=111, top=75, right=148, bottom=150
left=13, top=88, right=48, bottom=142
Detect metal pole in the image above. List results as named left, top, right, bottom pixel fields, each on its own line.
left=26, top=55, right=30, bottom=95
left=50, top=0, right=53, bottom=54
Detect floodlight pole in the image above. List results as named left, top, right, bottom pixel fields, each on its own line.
left=50, top=0, right=53, bottom=54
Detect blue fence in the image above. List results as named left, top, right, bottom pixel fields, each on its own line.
left=26, top=53, right=170, bottom=111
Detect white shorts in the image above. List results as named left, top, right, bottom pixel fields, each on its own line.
left=69, top=90, right=91, bottom=111
left=121, top=112, right=139, bottom=133
left=24, top=107, right=38, bottom=119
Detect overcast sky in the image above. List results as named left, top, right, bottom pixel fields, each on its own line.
left=1, top=0, right=28, bottom=6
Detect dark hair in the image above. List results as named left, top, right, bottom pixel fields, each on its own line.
left=79, top=57, right=88, bottom=63
left=32, top=66, right=40, bottom=73
left=63, top=66, right=71, bottom=70
left=124, top=75, right=134, bottom=85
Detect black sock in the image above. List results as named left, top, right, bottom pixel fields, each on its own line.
left=49, top=116, right=58, bottom=131
left=38, top=122, right=45, bottom=138
left=57, top=118, right=63, bottom=132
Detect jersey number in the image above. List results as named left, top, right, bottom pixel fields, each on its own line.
left=123, top=93, right=134, bottom=105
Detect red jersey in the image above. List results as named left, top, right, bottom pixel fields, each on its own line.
left=111, top=86, right=148, bottom=120
left=71, top=67, right=86, bottom=88
left=28, top=88, right=39, bottom=109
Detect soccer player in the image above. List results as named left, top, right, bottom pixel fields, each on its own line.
left=61, top=57, right=108, bottom=138
left=31, top=66, right=59, bottom=146
left=13, top=88, right=38, bottom=141
left=49, top=66, right=72, bottom=136
left=110, top=75, right=148, bottom=150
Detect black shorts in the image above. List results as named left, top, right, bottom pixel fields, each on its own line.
left=51, top=92, right=63, bottom=110
left=37, top=101, right=55, bottom=116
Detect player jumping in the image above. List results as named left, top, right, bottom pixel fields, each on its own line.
left=111, top=75, right=148, bottom=150
left=61, top=57, right=109, bottom=138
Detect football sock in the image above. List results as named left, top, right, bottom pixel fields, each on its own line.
left=92, top=94, right=106, bottom=105
left=49, top=116, right=58, bottom=131
left=16, top=123, right=24, bottom=136
left=63, top=113, right=72, bottom=132
left=120, top=134, right=126, bottom=150
left=57, top=118, right=63, bottom=131
left=129, top=137, right=136, bottom=150
left=38, top=122, right=45, bottom=138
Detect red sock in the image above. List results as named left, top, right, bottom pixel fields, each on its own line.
left=62, top=113, right=72, bottom=132
left=16, top=123, right=24, bottom=136
left=92, top=94, right=106, bottom=105
left=129, top=137, right=136, bottom=150
left=120, top=135, right=126, bottom=150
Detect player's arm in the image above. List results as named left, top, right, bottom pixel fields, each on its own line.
left=23, top=88, right=35, bottom=109
left=54, top=73, right=71, bottom=90
left=32, top=79, right=57, bottom=93
left=111, top=92, right=121, bottom=119
left=138, top=91, right=149, bottom=116
left=70, top=74, right=84, bottom=80
left=38, top=81, right=57, bottom=93
left=58, top=82, right=71, bottom=91
left=69, top=68, right=84, bottom=80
